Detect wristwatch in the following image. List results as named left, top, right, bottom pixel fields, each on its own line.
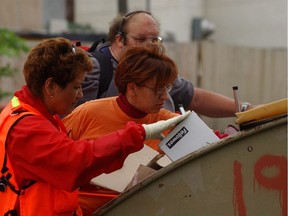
left=241, top=102, right=251, bottom=112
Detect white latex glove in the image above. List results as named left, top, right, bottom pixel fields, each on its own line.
left=142, top=111, right=191, bottom=140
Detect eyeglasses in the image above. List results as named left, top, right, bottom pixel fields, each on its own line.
left=118, top=10, right=152, bottom=36
left=127, top=35, right=163, bottom=44
left=141, top=84, right=172, bottom=96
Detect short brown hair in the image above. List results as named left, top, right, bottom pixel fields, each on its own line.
left=108, top=10, right=160, bottom=43
left=115, top=44, right=178, bottom=94
left=23, top=37, right=92, bottom=97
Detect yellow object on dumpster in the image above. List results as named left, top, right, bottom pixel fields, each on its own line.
left=235, top=98, right=287, bottom=125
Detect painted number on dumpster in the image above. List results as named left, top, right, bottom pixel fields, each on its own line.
left=233, top=155, right=287, bottom=216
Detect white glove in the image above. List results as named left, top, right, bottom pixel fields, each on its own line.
left=142, top=111, right=191, bottom=140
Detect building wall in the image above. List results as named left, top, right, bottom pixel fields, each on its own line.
left=74, top=0, right=287, bottom=48
left=0, top=0, right=43, bottom=31
left=43, top=0, right=66, bottom=30
left=146, top=0, right=204, bottom=42
left=205, top=0, right=287, bottom=48
left=75, top=0, right=118, bottom=33
left=0, top=0, right=286, bottom=48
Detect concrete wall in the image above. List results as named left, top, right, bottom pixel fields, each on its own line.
left=0, top=0, right=67, bottom=32
left=43, top=0, right=67, bottom=31
left=0, top=0, right=286, bottom=48
left=74, top=0, right=287, bottom=48
left=129, top=0, right=204, bottom=42
left=0, top=0, right=43, bottom=31
left=205, top=0, right=287, bottom=48
left=75, top=0, right=118, bottom=34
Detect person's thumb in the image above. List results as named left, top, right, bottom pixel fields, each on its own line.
left=164, top=110, right=191, bottom=127
left=142, top=111, right=191, bottom=140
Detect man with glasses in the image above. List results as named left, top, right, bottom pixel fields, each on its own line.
left=79, top=10, right=254, bottom=116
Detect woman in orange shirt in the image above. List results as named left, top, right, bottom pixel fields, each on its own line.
left=63, top=44, right=189, bottom=215
left=63, top=44, right=181, bottom=151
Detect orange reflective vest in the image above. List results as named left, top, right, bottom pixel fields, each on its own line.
left=0, top=96, right=82, bottom=216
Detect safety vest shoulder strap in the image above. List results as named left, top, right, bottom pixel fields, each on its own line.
left=1, top=96, right=43, bottom=155
left=0, top=96, right=42, bottom=188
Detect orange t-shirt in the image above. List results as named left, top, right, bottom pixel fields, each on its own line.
left=63, top=97, right=177, bottom=152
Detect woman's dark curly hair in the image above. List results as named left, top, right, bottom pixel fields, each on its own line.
left=23, top=37, right=92, bottom=98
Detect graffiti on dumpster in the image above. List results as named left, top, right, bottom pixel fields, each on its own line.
left=233, top=155, right=287, bottom=216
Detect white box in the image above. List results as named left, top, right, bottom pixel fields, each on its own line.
left=159, top=111, right=220, bottom=161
